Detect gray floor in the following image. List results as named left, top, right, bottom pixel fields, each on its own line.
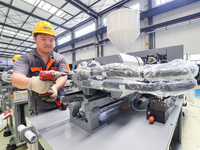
left=182, top=98, right=200, bottom=150
left=0, top=93, right=200, bottom=150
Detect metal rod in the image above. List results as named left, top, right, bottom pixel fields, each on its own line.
left=100, top=99, right=128, bottom=113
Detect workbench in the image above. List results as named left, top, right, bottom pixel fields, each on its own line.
left=27, top=98, right=183, bottom=150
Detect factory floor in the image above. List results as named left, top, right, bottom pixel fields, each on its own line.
left=0, top=94, right=200, bottom=150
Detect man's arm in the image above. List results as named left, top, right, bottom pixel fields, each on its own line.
left=11, top=73, right=30, bottom=89
left=42, top=73, right=68, bottom=101
left=12, top=73, right=54, bottom=94
left=52, top=74, right=68, bottom=90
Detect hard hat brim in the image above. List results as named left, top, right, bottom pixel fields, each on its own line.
left=32, top=31, right=56, bottom=37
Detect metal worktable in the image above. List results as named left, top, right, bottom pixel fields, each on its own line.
left=11, top=99, right=28, bottom=140
left=10, top=99, right=29, bottom=147
left=27, top=98, right=183, bottom=150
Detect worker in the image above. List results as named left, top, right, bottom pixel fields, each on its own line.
left=3, top=54, right=21, bottom=72
left=11, top=21, right=70, bottom=114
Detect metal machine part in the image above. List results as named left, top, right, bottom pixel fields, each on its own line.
left=68, top=90, right=129, bottom=133
left=66, top=47, right=197, bottom=133
left=146, top=96, right=177, bottom=123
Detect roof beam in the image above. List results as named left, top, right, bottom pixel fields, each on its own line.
left=73, top=0, right=98, bottom=17
left=0, top=35, right=34, bottom=44
left=71, top=17, right=93, bottom=30
left=99, top=0, right=132, bottom=15
left=0, top=0, right=13, bottom=36
left=0, top=54, right=13, bottom=58
left=0, top=22, right=31, bottom=34
left=0, top=49, right=19, bottom=53
left=0, top=41, right=34, bottom=49
left=66, top=0, right=98, bottom=19
left=57, top=0, right=132, bottom=38
left=56, top=1, right=100, bottom=38
left=0, top=1, right=70, bottom=31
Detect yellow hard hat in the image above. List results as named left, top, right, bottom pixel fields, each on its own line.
left=32, top=21, right=56, bottom=37
left=13, top=54, right=21, bottom=61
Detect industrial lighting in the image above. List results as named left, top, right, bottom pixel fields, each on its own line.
left=23, top=0, right=67, bottom=18
left=25, top=0, right=40, bottom=6
left=49, top=6, right=58, bottom=14
left=0, top=28, right=29, bottom=38
left=56, top=10, right=66, bottom=18
left=42, top=3, right=51, bottom=11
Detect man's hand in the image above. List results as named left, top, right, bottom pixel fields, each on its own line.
left=46, top=86, right=58, bottom=102
left=28, top=76, right=54, bottom=94
left=50, top=86, right=58, bottom=99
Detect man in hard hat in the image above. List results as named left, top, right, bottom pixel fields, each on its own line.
left=3, top=54, right=21, bottom=72
left=11, top=21, right=70, bottom=114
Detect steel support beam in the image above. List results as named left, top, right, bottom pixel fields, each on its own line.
left=0, top=41, right=34, bottom=49
left=0, top=55, right=12, bottom=58
left=0, top=49, right=19, bottom=53
left=99, top=0, right=132, bottom=15
left=1, top=35, right=34, bottom=44
left=0, top=1, right=70, bottom=31
left=141, top=12, right=200, bottom=32
left=66, top=0, right=98, bottom=19
left=148, top=0, right=154, bottom=49
left=57, top=26, right=106, bottom=49
left=0, top=22, right=31, bottom=34
left=72, top=0, right=98, bottom=17
left=140, top=0, right=200, bottom=20
left=60, top=38, right=109, bottom=54
left=57, top=0, right=132, bottom=38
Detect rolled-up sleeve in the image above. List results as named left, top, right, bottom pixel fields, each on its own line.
left=13, top=55, right=29, bottom=76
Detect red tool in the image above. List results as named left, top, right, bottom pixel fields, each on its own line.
left=39, top=70, right=67, bottom=81
left=37, top=70, right=67, bottom=99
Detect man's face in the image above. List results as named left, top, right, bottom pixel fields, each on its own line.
left=34, top=34, right=54, bottom=54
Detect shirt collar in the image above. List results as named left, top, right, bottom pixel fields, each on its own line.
left=32, top=48, right=54, bottom=59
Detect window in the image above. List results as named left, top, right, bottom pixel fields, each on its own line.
left=58, top=35, right=71, bottom=45
left=25, top=0, right=40, bottom=6
left=75, top=24, right=95, bottom=38
left=102, top=18, right=107, bottom=27
left=190, top=54, right=200, bottom=64
left=23, top=0, right=67, bottom=18
left=130, top=3, right=140, bottom=11
left=155, top=0, right=173, bottom=6
left=56, top=10, right=66, bottom=18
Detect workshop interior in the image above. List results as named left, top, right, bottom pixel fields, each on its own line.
left=0, top=0, right=200, bottom=150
